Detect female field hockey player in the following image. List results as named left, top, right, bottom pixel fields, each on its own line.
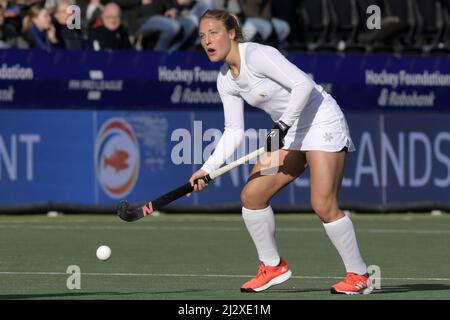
left=189, top=9, right=373, bottom=295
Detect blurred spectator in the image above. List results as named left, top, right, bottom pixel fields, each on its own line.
left=53, top=0, right=84, bottom=48
left=131, top=0, right=181, bottom=51
left=24, top=4, right=59, bottom=50
left=0, top=4, right=20, bottom=48
left=1, top=0, right=30, bottom=48
left=86, top=0, right=104, bottom=28
left=168, top=0, right=213, bottom=51
left=0, top=8, right=8, bottom=47
left=44, top=0, right=58, bottom=13
left=213, top=0, right=244, bottom=23
left=88, top=2, right=132, bottom=49
left=239, top=0, right=290, bottom=45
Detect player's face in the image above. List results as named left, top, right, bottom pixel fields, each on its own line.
left=199, top=18, right=234, bottom=62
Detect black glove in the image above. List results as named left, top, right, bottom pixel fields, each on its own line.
left=265, top=120, right=290, bottom=152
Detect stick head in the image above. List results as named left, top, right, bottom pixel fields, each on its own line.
left=117, top=200, right=144, bottom=222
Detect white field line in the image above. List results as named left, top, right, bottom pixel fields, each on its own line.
left=0, top=271, right=449, bottom=282
left=0, top=223, right=449, bottom=235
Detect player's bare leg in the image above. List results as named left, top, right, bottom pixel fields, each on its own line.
left=306, top=150, right=346, bottom=223
left=242, top=149, right=307, bottom=209
left=240, top=149, right=307, bottom=292
left=306, top=150, right=372, bottom=295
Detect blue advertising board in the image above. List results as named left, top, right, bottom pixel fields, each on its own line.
left=1, top=110, right=449, bottom=207
left=0, top=110, right=95, bottom=203
left=1, top=49, right=450, bottom=111
left=1, top=49, right=449, bottom=208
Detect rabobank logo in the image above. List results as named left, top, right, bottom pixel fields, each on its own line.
left=95, top=118, right=140, bottom=199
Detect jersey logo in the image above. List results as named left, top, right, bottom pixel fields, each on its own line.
left=323, top=132, right=334, bottom=142
left=259, top=92, right=268, bottom=98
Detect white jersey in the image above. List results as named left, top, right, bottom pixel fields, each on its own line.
left=201, top=42, right=354, bottom=174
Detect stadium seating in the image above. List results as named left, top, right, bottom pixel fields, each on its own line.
left=328, top=0, right=366, bottom=52
left=290, top=0, right=450, bottom=54
left=444, top=0, right=450, bottom=51
left=294, top=0, right=336, bottom=51
left=1, top=0, right=449, bottom=54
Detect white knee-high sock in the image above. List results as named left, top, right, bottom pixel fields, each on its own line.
left=242, top=206, right=280, bottom=267
left=323, top=214, right=367, bottom=275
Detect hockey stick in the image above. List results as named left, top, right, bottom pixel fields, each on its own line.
left=117, top=147, right=266, bottom=222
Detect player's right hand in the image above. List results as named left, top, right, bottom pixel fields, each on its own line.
left=265, top=120, right=290, bottom=152
left=187, top=169, right=209, bottom=197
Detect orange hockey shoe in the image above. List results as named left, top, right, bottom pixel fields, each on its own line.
left=330, top=272, right=373, bottom=295
left=240, top=258, right=292, bottom=293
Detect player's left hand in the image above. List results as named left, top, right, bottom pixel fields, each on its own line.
left=187, top=169, right=209, bottom=197
left=265, top=120, right=290, bottom=152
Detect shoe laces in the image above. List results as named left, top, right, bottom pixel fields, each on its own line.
left=257, top=264, right=267, bottom=277
left=346, top=273, right=366, bottom=285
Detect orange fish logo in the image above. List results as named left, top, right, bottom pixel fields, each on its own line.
left=96, top=118, right=140, bottom=199
left=104, top=149, right=129, bottom=172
